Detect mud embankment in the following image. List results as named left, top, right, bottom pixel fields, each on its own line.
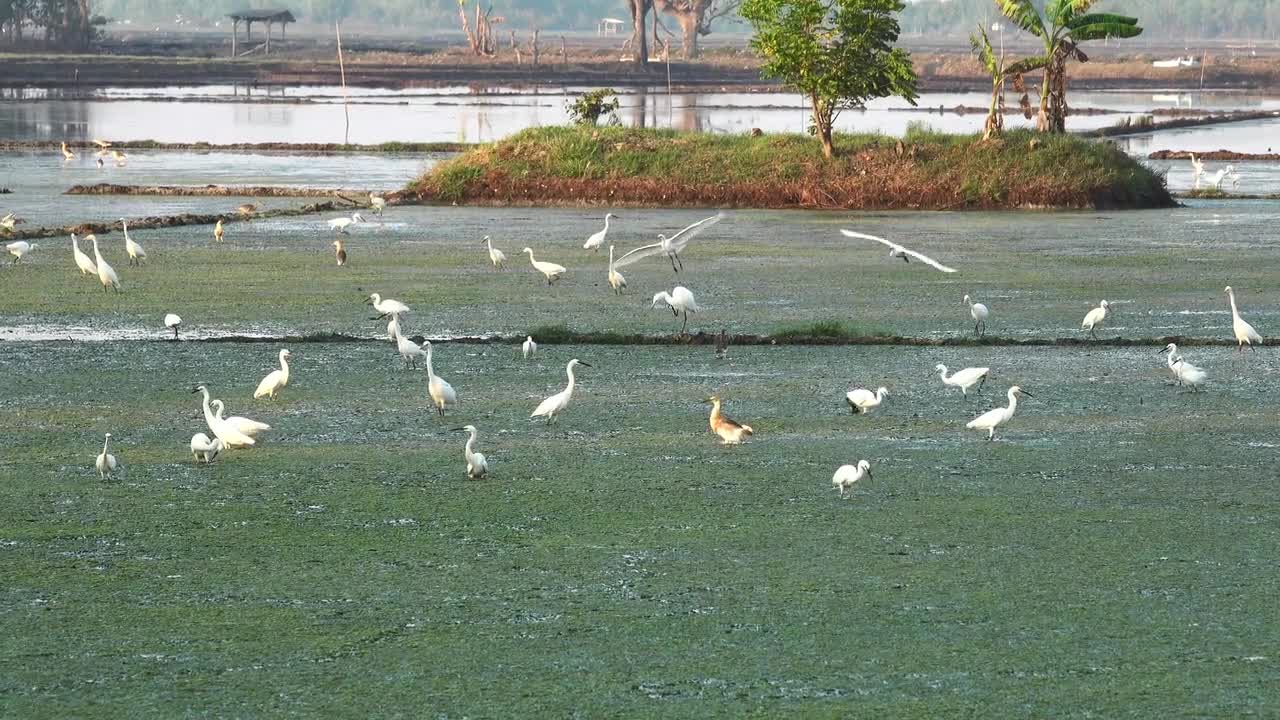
left=2, top=200, right=342, bottom=241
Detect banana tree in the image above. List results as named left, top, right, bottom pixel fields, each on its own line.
left=996, top=0, right=1142, bottom=133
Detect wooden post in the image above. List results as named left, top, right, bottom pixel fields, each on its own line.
left=265, top=20, right=270, bottom=54
left=231, top=19, right=237, bottom=57
left=336, top=22, right=350, bottom=145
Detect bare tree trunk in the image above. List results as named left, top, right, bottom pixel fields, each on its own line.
left=674, top=8, right=701, bottom=59
left=530, top=29, right=540, bottom=67
left=813, top=94, right=834, bottom=159
left=510, top=30, right=520, bottom=65
left=628, top=0, right=649, bottom=66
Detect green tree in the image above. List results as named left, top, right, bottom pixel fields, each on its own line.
left=996, top=0, right=1142, bottom=133
left=740, top=0, right=918, bottom=159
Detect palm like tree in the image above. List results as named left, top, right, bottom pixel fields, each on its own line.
left=996, top=0, right=1142, bottom=133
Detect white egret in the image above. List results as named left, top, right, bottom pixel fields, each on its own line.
left=164, top=313, right=182, bottom=339
left=1207, top=165, right=1236, bottom=190
left=60, top=141, right=75, bottom=161
left=614, top=212, right=724, bottom=272
left=211, top=399, right=271, bottom=438
left=71, top=234, right=97, bottom=275
left=523, top=335, right=537, bottom=359
left=839, top=229, right=957, bottom=273
left=328, top=213, right=364, bottom=234
left=92, top=139, right=111, bottom=149
left=705, top=395, right=754, bottom=444
left=89, top=235, right=121, bottom=292
left=369, top=193, right=387, bottom=216
left=121, top=219, right=146, bottom=266
left=651, top=286, right=699, bottom=334
left=1190, top=154, right=1204, bottom=188
left=192, top=385, right=255, bottom=448
left=936, top=364, right=990, bottom=396
left=583, top=212, right=618, bottom=252
left=368, top=293, right=411, bottom=318
left=253, top=349, right=292, bottom=400
left=423, top=341, right=457, bottom=416
left=0, top=212, right=16, bottom=231
left=846, top=387, right=888, bottom=414
left=607, top=245, right=627, bottom=295
left=213, top=219, right=224, bottom=243
left=532, top=358, right=590, bottom=423
left=111, top=150, right=128, bottom=165
left=451, top=424, right=488, bottom=479
left=190, top=433, right=224, bottom=464
left=95, top=433, right=121, bottom=479
left=1081, top=300, right=1109, bottom=340
left=386, top=314, right=402, bottom=342
left=523, top=247, right=567, bottom=285
left=394, top=327, right=427, bottom=369
left=1160, top=344, right=1206, bottom=389
left=832, top=460, right=872, bottom=498
left=333, top=239, right=347, bottom=267
left=481, top=236, right=506, bottom=269
left=1224, top=286, right=1263, bottom=350
left=1172, top=357, right=1207, bottom=391
left=964, top=294, right=989, bottom=337
left=966, top=385, right=1031, bottom=441
left=6, top=240, right=37, bottom=264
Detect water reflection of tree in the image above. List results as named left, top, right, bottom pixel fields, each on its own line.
left=626, top=87, right=704, bottom=132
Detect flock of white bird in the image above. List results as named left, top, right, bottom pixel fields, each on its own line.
left=4, top=201, right=1268, bottom=497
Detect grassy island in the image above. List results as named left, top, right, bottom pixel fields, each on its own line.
left=412, top=126, right=1173, bottom=211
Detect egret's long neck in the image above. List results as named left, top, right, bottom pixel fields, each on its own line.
left=198, top=389, right=215, bottom=423
left=603, top=215, right=611, bottom=231
left=565, top=364, right=577, bottom=391
left=938, top=367, right=950, bottom=382
left=710, top=400, right=721, bottom=421
left=425, top=346, right=435, bottom=377
left=1006, top=390, right=1019, bottom=413
left=214, top=403, right=225, bottom=420
left=279, top=353, right=290, bottom=375
left=102, top=436, right=110, bottom=455
left=876, top=389, right=886, bottom=402
left=465, top=430, right=477, bottom=455
left=608, top=246, right=614, bottom=267
left=92, top=240, right=102, bottom=260
left=122, top=221, right=128, bottom=237
left=1228, top=291, right=1239, bottom=317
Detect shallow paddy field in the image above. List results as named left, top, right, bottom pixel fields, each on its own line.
left=4, top=202, right=1280, bottom=341
left=1, top=340, right=1278, bottom=716
left=3, top=194, right=1280, bottom=715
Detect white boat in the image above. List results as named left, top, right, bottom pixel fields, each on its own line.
left=1153, top=56, right=1198, bottom=68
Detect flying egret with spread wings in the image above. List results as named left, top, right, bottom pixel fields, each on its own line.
left=614, top=212, right=725, bottom=273
left=839, top=230, right=957, bottom=273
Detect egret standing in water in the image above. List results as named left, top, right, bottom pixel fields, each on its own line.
left=253, top=349, right=292, bottom=400
left=369, top=193, right=387, bottom=216
left=832, top=460, right=872, bottom=498
left=164, top=313, right=182, bottom=340
left=607, top=245, right=627, bottom=295
left=95, top=433, right=121, bottom=479
left=423, top=341, right=457, bottom=417
left=6, top=241, right=37, bottom=264
left=966, top=386, right=1031, bottom=440
left=583, top=212, right=618, bottom=252
left=89, top=235, right=121, bottom=292
left=71, top=234, right=97, bottom=276
left=1190, top=154, right=1204, bottom=188
left=846, top=387, right=888, bottom=414
left=393, top=327, right=427, bottom=369
left=451, top=425, right=489, bottom=479
left=614, top=212, right=724, bottom=273
left=651, top=286, right=699, bottom=334
left=532, top=359, right=590, bottom=423
left=329, top=213, right=364, bottom=234
left=61, top=142, right=75, bottom=161
left=481, top=236, right=506, bottom=269
left=211, top=399, right=271, bottom=438
left=839, top=230, right=958, bottom=273
left=1081, top=300, right=1109, bottom=340
left=705, top=395, right=754, bottom=444
left=936, top=364, right=989, bottom=396
left=1172, top=357, right=1207, bottom=391
left=190, top=433, right=224, bottom=464
left=523, top=248, right=567, bottom=285
left=964, top=294, right=989, bottom=337
left=214, top=219, right=224, bottom=243
left=333, top=239, right=347, bottom=267
left=121, top=219, right=146, bottom=266
left=1224, top=286, right=1263, bottom=350
left=522, top=336, right=537, bottom=359
left=368, top=293, right=410, bottom=319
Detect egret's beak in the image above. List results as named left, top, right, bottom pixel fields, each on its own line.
left=578, top=362, right=593, bottom=368
left=866, top=469, right=873, bottom=482
left=1020, top=390, right=1035, bottom=398
left=449, top=427, right=465, bottom=432
left=1157, top=347, right=1170, bottom=354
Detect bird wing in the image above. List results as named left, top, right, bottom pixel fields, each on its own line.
left=665, top=212, right=725, bottom=253
left=966, top=408, right=1002, bottom=428
left=840, top=230, right=957, bottom=273
left=846, top=390, right=871, bottom=404
left=612, top=240, right=665, bottom=268
left=531, top=392, right=562, bottom=417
